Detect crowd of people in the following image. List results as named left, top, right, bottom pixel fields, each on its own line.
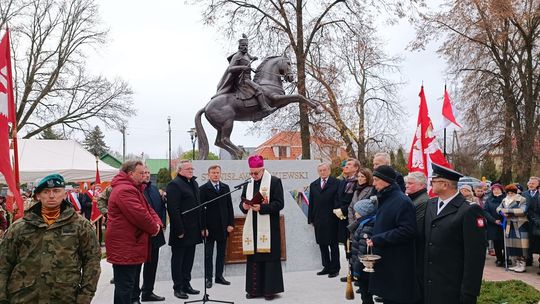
left=0, top=152, right=539, bottom=303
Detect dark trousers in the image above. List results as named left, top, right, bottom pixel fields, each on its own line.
left=204, top=235, right=227, bottom=279
left=319, top=243, right=340, bottom=273
left=171, top=245, right=196, bottom=292
left=113, top=264, right=142, bottom=304
left=358, top=278, right=374, bottom=304
left=142, top=244, right=161, bottom=295
left=494, top=239, right=505, bottom=263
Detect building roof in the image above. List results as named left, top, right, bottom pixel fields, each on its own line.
left=253, top=131, right=348, bottom=160
left=100, top=153, right=122, bottom=169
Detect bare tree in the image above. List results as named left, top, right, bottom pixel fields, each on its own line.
left=0, top=0, right=134, bottom=138
left=413, top=0, right=540, bottom=183
left=193, top=0, right=420, bottom=159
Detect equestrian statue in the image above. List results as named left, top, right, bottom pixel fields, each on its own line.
left=195, top=34, right=321, bottom=160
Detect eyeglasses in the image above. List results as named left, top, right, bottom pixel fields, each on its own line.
left=249, top=170, right=263, bottom=176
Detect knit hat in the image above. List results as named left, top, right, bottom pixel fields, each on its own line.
left=373, top=165, right=396, bottom=184
left=459, top=184, right=473, bottom=192
left=353, top=199, right=376, bottom=216
left=491, top=183, right=504, bottom=192
left=34, top=173, right=65, bottom=194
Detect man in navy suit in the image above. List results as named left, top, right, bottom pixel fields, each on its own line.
left=308, top=162, right=340, bottom=277
left=199, top=165, right=235, bottom=288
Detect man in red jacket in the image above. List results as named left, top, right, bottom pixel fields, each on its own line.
left=105, top=160, right=162, bottom=304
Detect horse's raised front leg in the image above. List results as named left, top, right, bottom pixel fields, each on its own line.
left=270, top=94, right=323, bottom=114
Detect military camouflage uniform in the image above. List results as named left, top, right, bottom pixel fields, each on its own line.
left=97, top=186, right=112, bottom=216
left=0, top=201, right=101, bottom=304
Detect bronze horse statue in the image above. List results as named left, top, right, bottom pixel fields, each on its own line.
left=195, top=55, right=321, bottom=160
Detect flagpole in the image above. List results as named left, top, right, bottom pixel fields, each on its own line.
left=443, top=84, right=447, bottom=157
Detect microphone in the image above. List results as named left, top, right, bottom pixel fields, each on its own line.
left=234, top=178, right=251, bottom=189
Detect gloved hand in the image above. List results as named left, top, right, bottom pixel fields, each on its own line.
left=333, top=208, right=346, bottom=220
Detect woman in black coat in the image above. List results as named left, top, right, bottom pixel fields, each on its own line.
left=483, top=184, right=506, bottom=266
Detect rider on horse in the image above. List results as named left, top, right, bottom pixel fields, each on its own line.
left=215, top=34, right=275, bottom=114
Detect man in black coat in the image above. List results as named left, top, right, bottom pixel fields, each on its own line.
left=199, top=165, right=235, bottom=289
left=134, top=167, right=167, bottom=302
left=424, top=163, right=486, bottom=304
left=166, top=160, right=203, bottom=300
left=308, top=162, right=340, bottom=277
left=367, top=165, right=418, bottom=304
left=240, top=155, right=284, bottom=301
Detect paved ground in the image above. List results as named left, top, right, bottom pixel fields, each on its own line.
left=93, top=253, right=540, bottom=303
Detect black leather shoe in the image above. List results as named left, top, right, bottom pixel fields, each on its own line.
left=316, top=269, right=329, bottom=275
left=174, top=291, right=188, bottom=299
left=183, top=286, right=200, bottom=295
left=374, top=296, right=384, bottom=302
left=110, top=278, right=115, bottom=284
left=264, top=294, right=275, bottom=300
left=141, top=292, right=165, bottom=301
left=340, top=276, right=347, bottom=282
left=328, top=272, right=339, bottom=278
left=215, top=276, right=231, bottom=285
left=206, top=279, right=212, bottom=289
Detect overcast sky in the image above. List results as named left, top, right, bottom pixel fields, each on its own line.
left=87, top=0, right=456, bottom=160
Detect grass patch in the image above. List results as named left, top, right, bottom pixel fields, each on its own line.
left=479, top=280, right=540, bottom=304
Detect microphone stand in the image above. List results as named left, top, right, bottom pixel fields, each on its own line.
left=181, top=181, right=248, bottom=304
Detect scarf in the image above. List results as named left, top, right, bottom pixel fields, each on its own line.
left=41, top=205, right=61, bottom=226
left=243, top=169, right=272, bottom=254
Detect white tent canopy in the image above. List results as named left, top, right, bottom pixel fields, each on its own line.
left=1, top=139, right=118, bottom=183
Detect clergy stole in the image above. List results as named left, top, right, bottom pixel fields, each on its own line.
left=243, top=170, right=272, bottom=254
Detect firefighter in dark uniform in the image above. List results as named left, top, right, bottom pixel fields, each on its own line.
left=423, top=163, right=487, bottom=304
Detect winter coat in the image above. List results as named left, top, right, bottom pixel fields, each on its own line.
left=308, top=176, right=339, bottom=245
left=497, top=194, right=528, bottom=257
left=0, top=201, right=101, bottom=303
left=144, top=182, right=167, bottom=248
left=336, top=176, right=356, bottom=243
left=525, top=189, right=540, bottom=253
left=166, top=175, right=203, bottom=247
left=368, top=183, right=419, bottom=303
left=106, top=171, right=161, bottom=265
left=348, top=184, right=375, bottom=225
left=350, top=214, right=376, bottom=277
left=424, top=194, right=487, bottom=304
left=483, top=193, right=505, bottom=241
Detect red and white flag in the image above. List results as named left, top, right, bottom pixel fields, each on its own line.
left=90, top=164, right=102, bottom=222
left=442, top=88, right=461, bottom=128
left=0, top=29, right=23, bottom=218
left=68, top=191, right=81, bottom=212
left=407, top=86, right=453, bottom=195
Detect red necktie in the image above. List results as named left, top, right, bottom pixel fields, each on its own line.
left=321, top=179, right=327, bottom=189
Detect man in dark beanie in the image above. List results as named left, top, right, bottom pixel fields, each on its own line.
left=366, top=165, right=418, bottom=304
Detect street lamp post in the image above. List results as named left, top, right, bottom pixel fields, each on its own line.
left=167, top=116, right=171, bottom=173
left=188, top=127, right=197, bottom=160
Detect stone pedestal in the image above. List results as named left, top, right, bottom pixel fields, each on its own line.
left=155, top=160, right=322, bottom=281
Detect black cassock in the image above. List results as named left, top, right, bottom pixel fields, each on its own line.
left=239, top=175, right=284, bottom=296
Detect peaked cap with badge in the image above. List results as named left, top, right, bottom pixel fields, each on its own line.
left=430, top=163, right=463, bottom=181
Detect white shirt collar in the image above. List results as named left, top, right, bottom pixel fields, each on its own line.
left=437, top=191, right=459, bottom=215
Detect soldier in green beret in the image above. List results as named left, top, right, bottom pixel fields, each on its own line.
left=0, top=173, right=101, bottom=304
